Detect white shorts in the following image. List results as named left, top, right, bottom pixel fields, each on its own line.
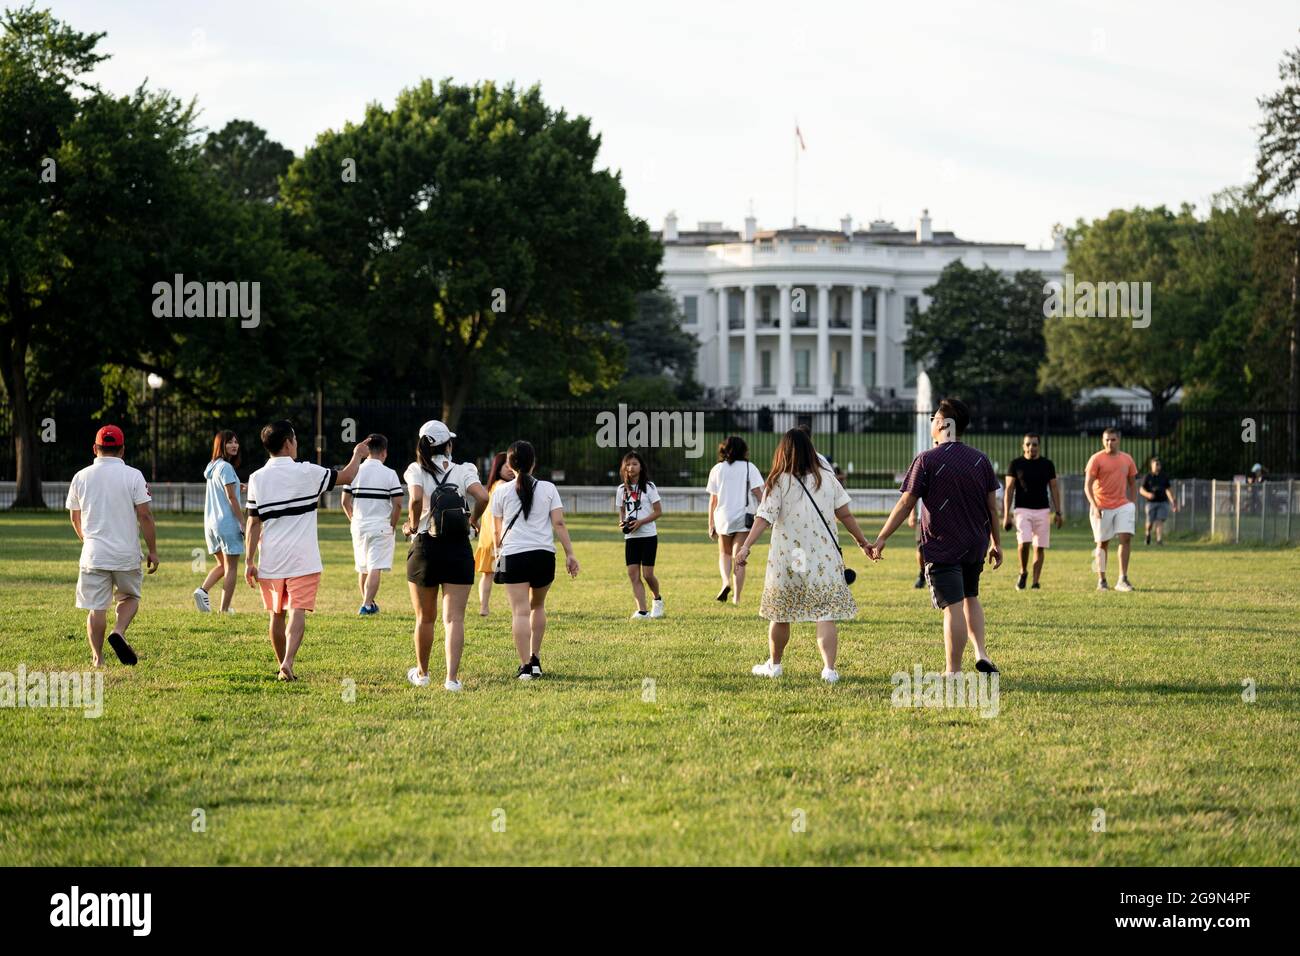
left=1090, top=502, right=1136, bottom=543
left=1013, top=508, right=1052, bottom=548
left=353, top=528, right=395, bottom=572
left=76, top=567, right=144, bottom=611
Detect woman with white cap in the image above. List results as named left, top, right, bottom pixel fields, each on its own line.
left=401, top=420, right=489, bottom=691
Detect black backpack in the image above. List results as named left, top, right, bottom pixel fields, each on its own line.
left=428, top=465, right=470, bottom=539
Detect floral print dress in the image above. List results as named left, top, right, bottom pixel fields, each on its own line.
left=756, top=469, right=858, bottom=623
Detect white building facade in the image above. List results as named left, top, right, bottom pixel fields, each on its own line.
left=659, top=210, right=1067, bottom=408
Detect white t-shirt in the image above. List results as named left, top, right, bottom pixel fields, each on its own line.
left=707, top=460, right=764, bottom=534
left=614, top=482, right=661, bottom=538
left=491, top=478, right=563, bottom=556
left=65, top=456, right=152, bottom=571
left=246, top=456, right=335, bottom=579
left=343, top=458, right=404, bottom=535
left=404, top=457, right=482, bottom=535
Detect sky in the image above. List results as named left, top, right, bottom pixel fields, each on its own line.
left=47, top=0, right=1296, bottom=248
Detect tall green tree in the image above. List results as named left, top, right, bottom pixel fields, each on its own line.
left=905, top=261, right=1050, bottom=409
left=1252, top=37, right=1300, bottom=470
left=281, top=78, right=662, bottom=426
left=202, top=118, right=295, bottom=204
left=1039, top=205, right=1209, bottom=418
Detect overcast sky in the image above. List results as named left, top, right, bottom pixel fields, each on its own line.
left=49, top=0, right=1296, bottom=247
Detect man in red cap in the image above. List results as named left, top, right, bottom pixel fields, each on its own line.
left=65, top=425, right=159, bottom=667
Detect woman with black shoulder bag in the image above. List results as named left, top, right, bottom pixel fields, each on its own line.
left=706, top=436, right=764, bottom=605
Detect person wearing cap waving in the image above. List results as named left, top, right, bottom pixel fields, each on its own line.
left=65, top=425, right=159, bottom=668
left=401, top=420, right=489, bottom=692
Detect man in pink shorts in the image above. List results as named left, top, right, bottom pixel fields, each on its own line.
left=1002, top=433, right=1062, bottom=590
left=244, top=421, right=370, bottom=680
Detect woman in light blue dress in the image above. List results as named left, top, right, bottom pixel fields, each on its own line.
left=195, top=430, right=245, bottom=613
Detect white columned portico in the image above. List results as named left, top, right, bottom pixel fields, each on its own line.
left=816, top=284, right=831, bottom=400
left=716, top=287, right=729, bottom=393
left=777, top=283, right=793, bottom=398
left=875, top=287, right=890, bottom=392
left=742, top=284, right=756, bottom=400
left=850, top=284, right=864, bottom=399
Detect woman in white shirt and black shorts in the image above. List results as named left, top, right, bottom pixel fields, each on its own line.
left=402, top=420, right=488, bottom=692
left=706, top=436, right=764, bottom=605
left=491, top=440, right=579, bottom=681
left=617, top=450, right=663, bottom=620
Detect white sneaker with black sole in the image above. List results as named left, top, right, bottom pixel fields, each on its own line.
left=193, top=587, right=211, bottom=612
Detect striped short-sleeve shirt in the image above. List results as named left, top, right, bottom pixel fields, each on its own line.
left=342, top=458, right=404, bottom=534
left=246, top=456, right=336, bottom=578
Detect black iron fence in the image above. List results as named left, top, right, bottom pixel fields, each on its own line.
left=0, top=397, right=1293, bottom=488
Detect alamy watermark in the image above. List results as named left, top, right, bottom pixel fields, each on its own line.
left=595, top=403, right=704, bottom=458
left=1, top=665, right=102, bottom=718
left=891, top=665, right=999, bottom=718
left=1043, top=273, right=1151, bottom=329
left=152, top=274, right=260, bottom=328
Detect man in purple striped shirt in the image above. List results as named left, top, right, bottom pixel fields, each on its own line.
left=867, top=398, right=1003, bottom=674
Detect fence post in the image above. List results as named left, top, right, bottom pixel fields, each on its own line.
left=1262, top=482, right=1268, bottom=544
left=1289, top=479, right=1295, bottom=543
left=1233, top=480, right=1241, bottom=544
left=1210, top=479, right=1217, bottom=540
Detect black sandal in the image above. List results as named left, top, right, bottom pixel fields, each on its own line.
left=716, top=585, right=731, bottom=602
left=107, top=633, right=137, bottom=666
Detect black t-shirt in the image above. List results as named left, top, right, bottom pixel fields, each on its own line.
left=1006, top=456, right=1056, bottom=510
left=1141, top=472, right=1171, bottom=503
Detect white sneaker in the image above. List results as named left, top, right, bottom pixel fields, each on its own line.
left=193, top=588, right=211, bottom=612
left=630, top=610, right=651, bottom=621
left=821, top=667, right=840, bottom=684
left=751, top=659, right=783, bottom=678
left=649, top=598, right=665, bottom=618
left=407, top=666, right=430, bottom=687
left=444, top=679, right=462, bottom=692
left=1115, top=578, right=1134, bottom=592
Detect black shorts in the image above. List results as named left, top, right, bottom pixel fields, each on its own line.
left=498, top=549, right=556, bottom=588
left=624, top=535, right=658, bottom=567
left=925, top=560, right=983, bottom=610
left=406, top=532, right=475, bottom=587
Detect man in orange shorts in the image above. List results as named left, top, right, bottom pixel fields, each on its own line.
left=245, top=421, right=370, bottom=680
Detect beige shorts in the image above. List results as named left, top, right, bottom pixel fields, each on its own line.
left=76, top=567, right=144, bottom=611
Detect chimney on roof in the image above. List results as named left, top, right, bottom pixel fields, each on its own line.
left=841, top=214, right=853, bottom=238
left=917, top=209, right=933, bottom=243
left=742, top=212, right=757, bottom=242
left=663, top=211, right=678, bottom=242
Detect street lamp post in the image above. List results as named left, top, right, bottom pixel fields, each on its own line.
left=147, top=373, right=164, bottom=483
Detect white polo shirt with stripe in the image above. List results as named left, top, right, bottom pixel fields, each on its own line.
left=64, top=456, right=152, bottom=570
left=246, top=456, right=336, bottom=579
left=343, top=458, right=404, bottom=534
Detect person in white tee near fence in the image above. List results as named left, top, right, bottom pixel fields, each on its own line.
left=402, top=420, right=489, bottom=692
left=616, top=450, right=664, bottom=620
left=65, top=424, right=158, bottom=668
left=707, top=436, right=764, bottom=605
left=244, top=421, right=371, bottom=682
left=492, top=440, right=579, bottom=681
left=341, top=433, right=404, bottom=616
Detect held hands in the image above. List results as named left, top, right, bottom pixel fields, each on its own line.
left=146, top=551, right=159, bottom=574
left=864, top=538, right=885, bottom=562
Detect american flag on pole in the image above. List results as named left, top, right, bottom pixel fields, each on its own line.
left=795, top=124, right=807, bottom=150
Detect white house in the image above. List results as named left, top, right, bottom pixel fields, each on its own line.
left=658, top=209, right=1067, bottom=408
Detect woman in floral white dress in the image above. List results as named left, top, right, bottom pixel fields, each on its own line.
left=734, top=429, right=872, bottom=683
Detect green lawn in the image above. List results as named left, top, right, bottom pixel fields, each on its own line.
left=1, top=511, right=1297, bottom=865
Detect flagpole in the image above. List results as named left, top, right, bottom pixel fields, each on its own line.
left=793, top=117, right=799, bottom=227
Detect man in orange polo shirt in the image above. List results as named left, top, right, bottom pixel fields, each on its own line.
left=1084, top=427, right=1138, bottom=592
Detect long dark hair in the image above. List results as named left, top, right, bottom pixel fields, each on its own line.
left=507, top=440, right=537, bottom=518
left=485, top=451, right=509, bottom=488
left=210, top=430, right=241, bottom=470
left=417, top=435, right=452, bottom=479
left=765, top=428, right=822, bottom=496
left=718, top=436, right=748, bottom=463
left=620, top=450, right=650, bottom=494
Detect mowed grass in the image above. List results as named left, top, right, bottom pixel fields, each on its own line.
left=0, top=510, right=1297, bottom=866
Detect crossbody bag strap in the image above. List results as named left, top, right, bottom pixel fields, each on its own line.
left=734, top=461, right=751, bottom=515
left=499, top=477, right=535, bottom=547
left=794, top=473, right=845, bottom=561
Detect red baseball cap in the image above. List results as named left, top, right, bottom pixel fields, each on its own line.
left=95, top=425, right=124, bottom=447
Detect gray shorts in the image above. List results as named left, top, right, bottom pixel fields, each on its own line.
left=76, top=567, right=143, bottom=611
left=1146, top=501, right=1170, bottom=522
